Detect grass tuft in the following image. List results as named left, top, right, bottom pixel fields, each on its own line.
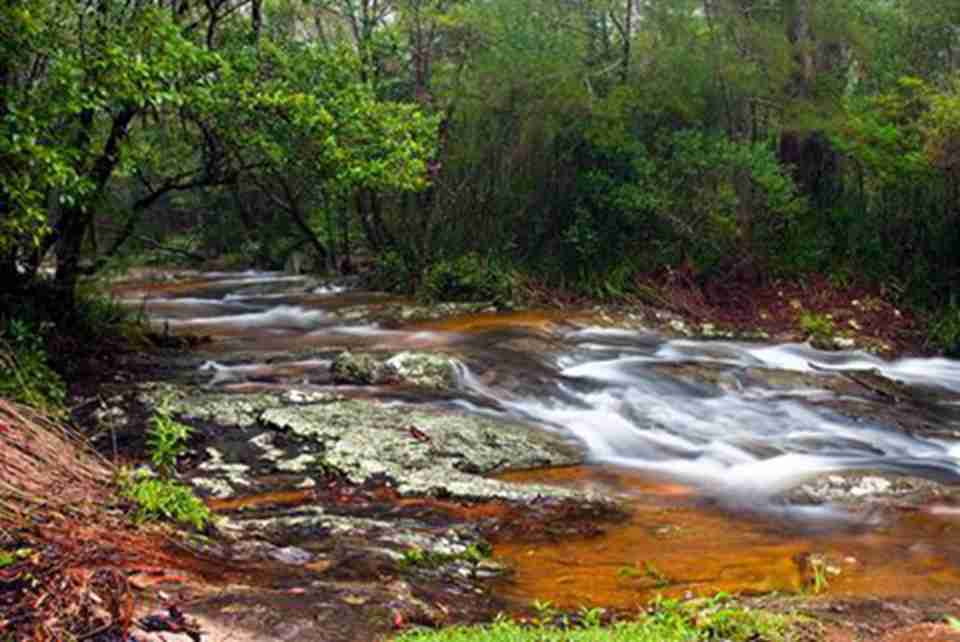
left=394, top=594, right=801, bottom=642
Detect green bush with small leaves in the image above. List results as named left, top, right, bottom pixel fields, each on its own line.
left=367, top=250, right=420, bottom=294
left=798, top=311, right=835, bottom=343
left=927, top=306, right=960, bottom=356
left=420, top=253, right=514, bottom=305
left=119, top=469, right=210, bottom=530
left=147, top=401, right=194, bottom=476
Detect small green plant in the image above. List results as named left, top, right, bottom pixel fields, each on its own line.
left=642, top=560, right=671, bottom=587
left=530, top=599, right=561, bottom=627
left=147, top=400, right=193, bottom=476
left=0, top=548, right=32, bottom=569
left=119, top=469, right=210, bottom=530
left=797, top=554, right=835, bottom=595
left=946, top=615, right=960, bottom=632
left=798, top=311, right=835, bottom=342
left=577, top=606, right=605, bottom=627
left=399, top=542, right=492, bottom=569
left=401, top=547, right=429, bottom=567
left=616, top=561, right=671, bottom=587
left=807, top=556, right=830, bottom=595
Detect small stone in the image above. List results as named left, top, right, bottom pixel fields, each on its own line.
left=341, top=594, right=368, bottom=606
left=270, top=546, right=313, bottom=565
left=833, top=337, right=856, bottom=350
left=669, top=319, right=689, bottom=335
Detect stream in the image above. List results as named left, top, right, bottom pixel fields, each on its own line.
left=117, top=270, right=960, bottom=610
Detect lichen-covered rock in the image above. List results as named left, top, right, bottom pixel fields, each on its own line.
left=137, top=383, right=284, bottom=427
left=258, top=400, right=586, bottom=500
left=140, top=383, right=596, bottom=504
left=786, top=472, right=960, bottom=506
left=385, top=351, right=459, bottom=390
left=329, top=350, right=460, bottom=390
left=330, top=351, right=393, bottom=385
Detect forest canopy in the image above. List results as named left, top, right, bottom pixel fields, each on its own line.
left=1, top=0, right=958, bottom=315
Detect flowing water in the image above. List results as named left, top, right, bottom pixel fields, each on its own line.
left=118, top=270, right=960, bottom=607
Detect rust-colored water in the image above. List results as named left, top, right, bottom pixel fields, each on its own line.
left=412, top=310, right=581, bottom=333
left=493, top=466, right=960, bottom=609
left=208, top=489, right=319, bottom=512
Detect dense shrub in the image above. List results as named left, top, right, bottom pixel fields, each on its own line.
left=0, top=319, right=65, bottom=411
left=367, top=250, right=421, bottom=294
left=420, top=253, right=514, bottom=304
left=576, top=130, right=807, bottom=280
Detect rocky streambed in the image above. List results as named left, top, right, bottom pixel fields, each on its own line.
left=76, top=269, right=960, bottom=641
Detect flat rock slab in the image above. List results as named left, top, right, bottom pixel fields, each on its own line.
left=138, top=384, right=592, bottom=504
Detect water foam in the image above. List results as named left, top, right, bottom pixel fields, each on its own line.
left=457, top=329, right=960, bottom=507
left=167, top=305, right=327, bottom=330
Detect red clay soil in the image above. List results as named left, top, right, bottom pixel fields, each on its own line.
left=636, top=268, right=924, bottom=350
left=522, top=268, right=926, bottom=354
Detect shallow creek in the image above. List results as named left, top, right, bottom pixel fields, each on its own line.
left=117, top=270, right=960, bottom=609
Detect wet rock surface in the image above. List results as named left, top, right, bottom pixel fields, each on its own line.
left=136, top=383, right=587, bottom=502
left=786, top=471, right=960, bottom=507
left=119, top=381, right=610, bottom=641
left=330, top=350, right=460, bottom=390
left=94, top=270, right=960, bottom=642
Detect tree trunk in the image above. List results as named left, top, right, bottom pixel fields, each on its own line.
left=251, top=0, right=262, bottom=43
left=779, top=0, right=839, bottom=200
left=53, top=108, right=136, bottom=308
left=54, top=205, right=92, bottom=309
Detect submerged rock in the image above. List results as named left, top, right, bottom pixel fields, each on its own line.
left=385, top=351, right=459, bottom=390
left=330, top=351, right=390, bottom=385
left=786, top=471, right=960, bottom=507
left=330, top=350, right=460, bottom=390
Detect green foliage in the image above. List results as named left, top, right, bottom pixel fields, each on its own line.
left=807, top=557, right=830, bottom=595
left=616, top=561, right=672, bottom=588
left=420, top=253, right=514, bottom=305
left=798, top=312, right=835, bottom=343
left=926, top=307, right=960, bottom=355
left=0, top=1, right=220, bottom=273
left=399, top=543, right=491, bottom=570
left=394, top=594, right=797, bottom=642
left=0, top=548, right=32, bottom=569
left=147, top=401, right=194, bottom=477
left=70, top=286, right=141, bottom=343
left=369, top=250, right=421, bottom=294
left=118, top=469, right=210, bottom=530
left=947, top=616, right=960, bottom=632
left=0, top=319, right=65, bottom=411
left=3, top=0, right=959, bottom=325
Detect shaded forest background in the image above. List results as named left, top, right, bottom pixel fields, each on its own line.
left=2, top=0, right=959, bottom=334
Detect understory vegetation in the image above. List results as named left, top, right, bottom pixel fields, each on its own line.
left=395, top=596, right=802, bottom=642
